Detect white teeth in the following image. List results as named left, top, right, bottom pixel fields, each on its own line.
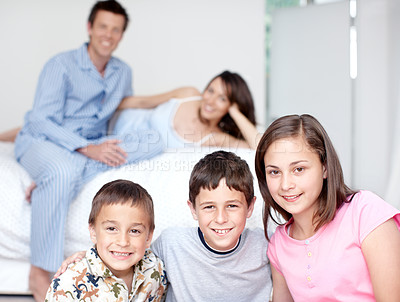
left=214, top=229, right=229, bottom=234
left=112, top=252, right=130, bottom=256
left=284, top=195, right=299, bottom=200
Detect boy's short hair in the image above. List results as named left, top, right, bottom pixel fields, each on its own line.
left=88, top=179, right=155, bottom=232
left=189, top=151, right=254, bottom=207
left=88, top=0, right=129, bottom=31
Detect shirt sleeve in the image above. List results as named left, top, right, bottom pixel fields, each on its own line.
left=267, top=230, right=283, bottom=275
left=353, top=190, right=400, bottom=244
left=45, top=278, right=75, bottom=302
left=27, top=58, right=89, bottom=151
left=151, top=257, right=168, bottom=302
left=151, top=232, right=165, bottom=261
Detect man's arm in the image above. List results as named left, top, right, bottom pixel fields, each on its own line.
left=27, top=58, right=89, bottom=151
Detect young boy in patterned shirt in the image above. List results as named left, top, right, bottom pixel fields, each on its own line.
left=45, top=179, right=167, bottom=301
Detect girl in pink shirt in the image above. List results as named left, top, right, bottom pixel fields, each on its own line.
left=255, top=114, right=400, bottom=301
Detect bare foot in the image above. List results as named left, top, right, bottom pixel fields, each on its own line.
left=29, top=265, right=51, bottom=301
left=0, top=127, right=20, bottom=142
left=25, top=182, right=36, bottom=203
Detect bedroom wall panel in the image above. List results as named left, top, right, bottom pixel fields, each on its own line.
left=268, top=0, right=400, bottom=203
left=268, top=2, right=352, bottom=183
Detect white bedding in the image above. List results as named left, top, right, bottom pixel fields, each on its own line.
left=0, top=142, right=265, bottom=293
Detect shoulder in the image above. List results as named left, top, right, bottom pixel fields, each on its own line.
left=136, top=250, right=167, bottom=294
left=161, top=226, right=194, bottom=237
left=344, top=190, right=397, bottom=216
left=241, top=227, right=269, bottom=254
left=47, top=257, right=90, bottom=298
left=242, top=228, right=267, bottom=243
left=338, top=190, right=400, bottom=242
left=109, top=56, right=132, bottom=72
left=41, top=47, right=81, bottom=76
left=141, top=249, right=165, bottom=271
left=152, top=227, right=196, bottom=253
left=267, top=223, right=289, bottom=251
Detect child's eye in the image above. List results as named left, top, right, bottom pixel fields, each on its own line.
left=130, top=229, right=141, bottom=234
left=203, top=205, right=215, bottom=210
left=267, top=170, right=280, bottom=176
left=227, top=204, right=238, bottom=209
left=294, top=167, right=305, bottom=173
left=106, top=227, right=116, bottom=232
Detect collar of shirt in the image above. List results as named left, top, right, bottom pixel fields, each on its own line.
left=197, top=227, right=242, bottom=255
left=78, top=43, right=120, bottom=78
left=86, top=246, right=159, bottom=297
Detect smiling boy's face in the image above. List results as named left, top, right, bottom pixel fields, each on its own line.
left=188, top=178, right=255, bottom=251
left=89, top=203, right=153, bottom=280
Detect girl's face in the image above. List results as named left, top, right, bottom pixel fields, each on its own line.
left=264, top=136, right=327, bottom=222
left=201, top=77, right=231, bottom=123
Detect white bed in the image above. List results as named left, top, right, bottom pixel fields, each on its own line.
left=0, top=142, right=265, bottom=294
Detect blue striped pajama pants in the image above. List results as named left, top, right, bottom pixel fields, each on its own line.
left=18, top=130, right=163, bottom=272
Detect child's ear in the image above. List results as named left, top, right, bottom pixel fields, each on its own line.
left=88, top=224, right=97, bottom=245
left=145, top=230, right=154, bottom=249
left=187, top=200, right=198, bottom=220
left=246, top=196, right=256, bottom=219
left=323, top=164, right=328, bottom=179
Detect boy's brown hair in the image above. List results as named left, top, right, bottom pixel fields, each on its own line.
left=89, top=179, right=155, bottom=232
left=189, top=151, right=254, bottom=207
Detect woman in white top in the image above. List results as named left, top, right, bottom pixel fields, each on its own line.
left=115, top=70, right=260, bottom=149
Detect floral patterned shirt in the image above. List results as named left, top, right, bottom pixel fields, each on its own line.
left=45, top=247, right=167, bottom=301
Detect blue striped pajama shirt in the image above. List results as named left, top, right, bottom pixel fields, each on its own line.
left=14, top=43, right=163, bottom=272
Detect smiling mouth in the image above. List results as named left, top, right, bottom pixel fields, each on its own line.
left=282, top=194, right=302, bottom=202
left=203, top=105, right=214, bottom=113
left=111, top=251, right=132, bottom=257
left=213, top=228, right=232, bottom=235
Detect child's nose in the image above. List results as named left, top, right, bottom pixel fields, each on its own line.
left=205, top=95, right=216, bottom=106
left=215, top=208, right=228, bottom=224
left=117, top=233, right=129, bottom=246
left=281, top=173, right=295, bottom=191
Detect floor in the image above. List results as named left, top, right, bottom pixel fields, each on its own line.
left=0, top=296, right=34, bottom=302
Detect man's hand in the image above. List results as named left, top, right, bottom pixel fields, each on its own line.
left=77, top=139, right=127, bottom=167
left=54, top=251, right=86, bottom=278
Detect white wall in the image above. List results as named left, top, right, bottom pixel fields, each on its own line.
left=355, top=0, right=400, bottom=205
left=269, top=2, right=352, bottom=183
left=269, top=0, right=400, bottom=204
left=0, top=0, right=266, bottom=132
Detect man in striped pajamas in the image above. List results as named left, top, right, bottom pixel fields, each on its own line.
left=14, top=1, right=163, bottom=301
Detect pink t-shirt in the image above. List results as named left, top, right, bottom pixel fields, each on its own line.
left=267, top=190, right=400, bottom=301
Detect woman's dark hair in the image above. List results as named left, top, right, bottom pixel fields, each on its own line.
left=255, top=114, right=356, bottom=240
left=204, top=70, right=256, bottom=139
